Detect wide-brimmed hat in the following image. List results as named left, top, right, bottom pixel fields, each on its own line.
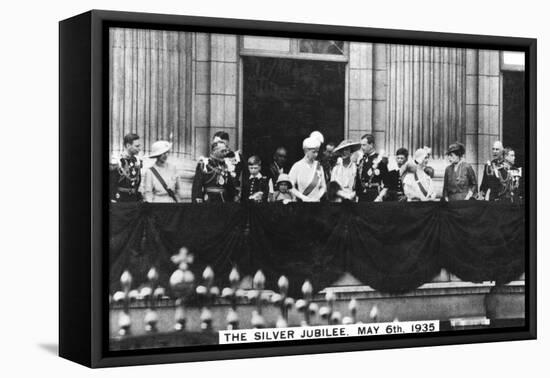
left=446, top=142, right=465, bottom=156
left=333, top=139, right=361, bottom=154
left=414, top=148, right=429, bottom=163
left=147, top=140, right=172, bottom=158
left=275, top=173, right=293, bottom=189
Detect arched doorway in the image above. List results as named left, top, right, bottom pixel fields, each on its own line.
left=242, top=56, right=346, bottom=170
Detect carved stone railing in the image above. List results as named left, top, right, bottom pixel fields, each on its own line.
left=109, top=246, right=525, bottom=350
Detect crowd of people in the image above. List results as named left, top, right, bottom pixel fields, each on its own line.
left=109, top=131, right=523, bottom=204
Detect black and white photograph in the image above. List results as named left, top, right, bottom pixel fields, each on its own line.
left=3, top=0, right=550, bottom=374
left=107, top=27, right=528, bottom=351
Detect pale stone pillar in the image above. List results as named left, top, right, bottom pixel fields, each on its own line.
left=476, top=50, right=502, bottom=180
left=192, top=33, right=239, bottom=159
left=466, top=49, right=501, bottom=181
left=183, top=33, right=239, bottom=201
left=347, top=42, right=374, bottom=142
left=208, top=34, right=239, bottom=150
left=373, top=44, right=388, bottom=151
left=193, top=33, right=212, bottom=159
left=466, top=49, right=479, bottom=170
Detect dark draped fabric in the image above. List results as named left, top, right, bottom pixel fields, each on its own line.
left=109, top=202, right=525, bottom=296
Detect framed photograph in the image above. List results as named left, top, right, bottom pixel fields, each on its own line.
left=59, top=10, right=536, bottom=368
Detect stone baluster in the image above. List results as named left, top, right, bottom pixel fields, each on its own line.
left=169, top=247, right=195, bottom=331
left=143, top=267, right=159, bottom=333
left=369, top=304, right=379, bottom=323
left=342, top=298, right=358, bottom=325
left=154, top=286, right=166, bottom=305
left=222, top=267, right=242, bottom=330
left=296, top=280, right=313, bottom=326
left=196, top=266, right=219, bottom=331
left=330, top=311, right=342, bottom=325
left=271, top=275, right=294, bottom=328
left=319, top=289, right=336, bottom=325
left=114, top=270, right=132, bottom=336
left=250, top=270, right=266, bottom=329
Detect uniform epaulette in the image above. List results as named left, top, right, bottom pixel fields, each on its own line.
left=198, top=156, right=210, bottom=172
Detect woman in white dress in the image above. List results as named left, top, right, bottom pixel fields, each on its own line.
left=142, top=141, right=181, bottom=203
left=402, top=148, right=436, bottom=201
left=288, top=137, right=327, bottom=202
left=329, top=139, right=360, bottom=202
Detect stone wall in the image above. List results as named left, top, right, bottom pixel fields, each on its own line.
left=110, top=31, right=504, bottom=200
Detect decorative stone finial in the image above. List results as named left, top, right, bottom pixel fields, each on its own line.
left=253, top=270, right=266, bottom=290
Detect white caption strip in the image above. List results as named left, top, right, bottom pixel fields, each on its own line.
left=219, top=320, right=439, bottom=344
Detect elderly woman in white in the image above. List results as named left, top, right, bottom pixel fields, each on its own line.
left=288, top=136, right=327, bottom=202
left=402, top=148, right=436, bottom=201
left=142, top=140, right=181, bottom=203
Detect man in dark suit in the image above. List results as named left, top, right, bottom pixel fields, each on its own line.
left=267, top=146, right=288, bottom=184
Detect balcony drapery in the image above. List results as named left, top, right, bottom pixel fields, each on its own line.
left=109, top=202, right=524, bottom=296
left=386, top=45, right=467, bottom=158
left=109, top=28, right=192, bottom=156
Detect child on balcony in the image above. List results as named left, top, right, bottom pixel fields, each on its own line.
left=270, top=174, right=296, bottom=204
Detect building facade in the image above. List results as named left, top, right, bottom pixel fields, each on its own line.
left=109, top=28, right=525, bottom=200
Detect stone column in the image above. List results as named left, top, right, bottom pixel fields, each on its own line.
left=476, top=50, right=502, bottom=180
left=193, top=33, right=239, bottom=158
left=347, top=42, right=374, bottom=142
left=183, top=33, right=239, bottom=201
left=465, top=49, right=501, bottom=181
left=373, top=44, right=388, bottom=151
left=208, top=34, right=239, bottom=150
left=465, top=49, right=480, bottom=175
left=193, top=33, right=212, bottom=159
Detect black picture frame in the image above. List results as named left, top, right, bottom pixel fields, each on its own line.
left=59, top=9, right=537, bottom=368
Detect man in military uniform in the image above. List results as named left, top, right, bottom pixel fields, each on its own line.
left=212, top=131, right=244, bottom=182
left=355, top=133, right=389, bottom=202
left=479, top=141, right=506, bottom=201
left=109, top=133, right=143, bottom=202
left=501, top=147, right=523, bottom=203
left=385, top=147, right=408, bottom=202
left=191, top=141, right=238, bottom=203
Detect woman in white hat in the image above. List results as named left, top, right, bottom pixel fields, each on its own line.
left=402, top=147, right=436, bottom=201
left=288, top=137, right=327, bottom=202
left=142, top=140, right=181, bottom=203
left=309, top=130, right=325, bottom=145
left=328, top=139, right=360, bottom=202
